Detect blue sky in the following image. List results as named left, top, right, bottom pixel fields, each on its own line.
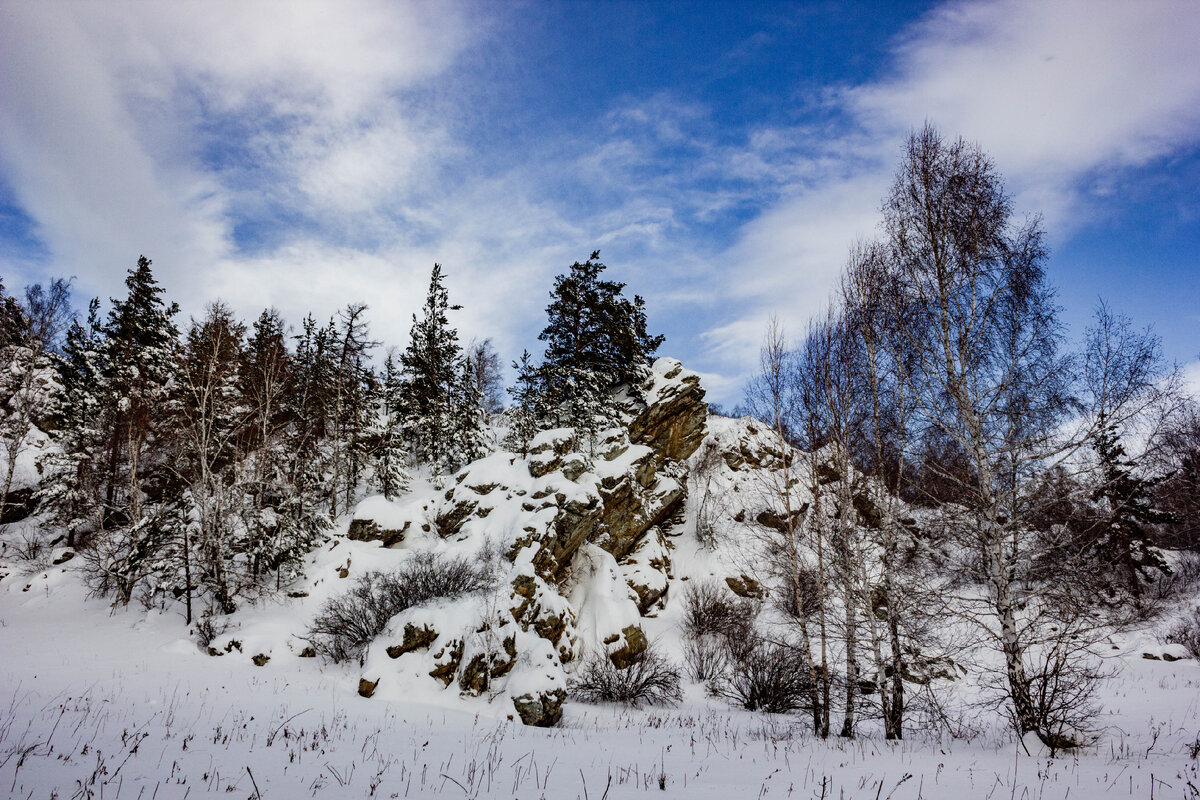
left=1, top=0, right=1197, bottom=404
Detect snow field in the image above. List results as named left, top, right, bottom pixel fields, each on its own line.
left=2, top=556, right=1198, bottom=799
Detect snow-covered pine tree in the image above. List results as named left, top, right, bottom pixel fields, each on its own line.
left=40, top=299, right=108, bottom=547
left=372, top=352, right=410, bottom=499
left=532, top=251, right=665, bottom=439
left=239, top=308, right=293, bottom=581
left=450, top=355, right=488, bottom=466
left=399, top=264, right=483, bottom=475
left=330, top=304, right=378, bottom=514
left=0, top=276, right=23, bottom=347
left=504, top=349, right=541, bottom=455
left=54, top=256, right=182, bottom=605
left=1089, top=414, right=1174, bottom=596
left=278, top=314, right=336, bottom=563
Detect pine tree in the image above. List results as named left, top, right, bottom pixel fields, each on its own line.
left=1089, top=415, right=1174, bottom=596
left=49, top=256, right=182, bottom=605
left=41, top=299, right=108, bottom=546
left=241, top=309, right=291, bottom=456
left=372, top=353, right=410, bottom=499
left=449, top=356, right=487, bottom=465
left=102, top=256, right=181, bottom=528
left=399, top=264, right=483, bottom=474
left=275, top=314, right=335, bottom=572
left=504, top=350, right=541, bottom=455
left=330, top=304, right=378, bottom=514
left=0, top=276, right=22, bottom=347
left=239, top=307, right=330, bottom=588
left=531, top=251, right=664, bottom=437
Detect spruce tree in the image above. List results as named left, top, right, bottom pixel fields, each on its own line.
left=450, top=355, right=487, bottom=465
left=280, top=315, right=336, bottom=560
left=532, top=251, right=664, bottom=436
left=1089, top=415, right=1173, bottom=596
left=0, top=276, right=26, bottom=348
left=240, top=308, right=330, bottom=588
left=372, top=352, right=410, bottom=499
left=47, top=256, right=182, bottom=605
left=504, top=349, right=542, bottom=455
left=399, top=264, right=483, bottom=474
left=41, top=299, right=108, bottom=547
left=102, top=256, right=181, bottom=527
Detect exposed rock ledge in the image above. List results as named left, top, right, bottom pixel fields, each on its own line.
left=348, top=357, right=706, bottom=724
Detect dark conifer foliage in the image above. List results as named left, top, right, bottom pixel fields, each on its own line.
left=1088, top=416, right=1173, bottom=594
left=330, top=303, right=379, bottom=514
left=399, top=264, right=485, bottom=474
left=1154, top=404, right=1200, bottom=549
left=505, top=349, right=542, bottom=455
left=373, top=352, right=410, bottom=499
left=0, top=277, right=24, bottom=348
left=529, top=251, right=664, bottom=434
left=41, top=257, right=182, bottom=603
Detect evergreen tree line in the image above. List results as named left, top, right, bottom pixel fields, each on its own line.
left=0, top=252, right=662, bottom=621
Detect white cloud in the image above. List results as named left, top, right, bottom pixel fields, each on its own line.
left=704, top=0, right=1200, bottom=400
left=846, top=0, right=1200, bottom=229
left=0, top=0, right=473, bottom=318
left=1, top=0, right=1197, bottom=410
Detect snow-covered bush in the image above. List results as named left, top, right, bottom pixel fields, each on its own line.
left=306, top=552, right=494, bottom=663
left=569, top=642, right=682, bottom=708
left=193, top=612, right=229, bottom=648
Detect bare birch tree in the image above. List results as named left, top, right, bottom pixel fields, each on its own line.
left=881, top=124, right=1166, bottom=747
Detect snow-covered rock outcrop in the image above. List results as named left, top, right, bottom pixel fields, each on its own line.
left=346, top=357, right=706, bottom=724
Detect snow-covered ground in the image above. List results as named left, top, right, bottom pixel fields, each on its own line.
left=3, top=552, right=1198, bottom=799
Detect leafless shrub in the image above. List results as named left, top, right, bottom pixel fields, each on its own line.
left=710, top=637, right=812, bottom=714
left=1023, top=632, right=1109, bottom=754
left=682, top=635, right=729, bottom=682
left=977, top=615, right=1111, bottom=755
left=680, top=580, right=756, bottom=642
left=11, top=530, right=47, bottom=562
left=306, top=552, right=493, bottom=663
left=1145, top=552, right=1200, bottom=605
left=1166, top=607, right=1200, bottom=659
left=689, top=440, right=729, bottom=548
left=570, top=642, right=683, bottom=708
left=772, top=565, right=822, bottom=622
left=194, top=612, right=229, bottom=648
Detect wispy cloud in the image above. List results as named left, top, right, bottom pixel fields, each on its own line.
left=702, top=0, right=1200, bottom=395
left=0, top=0, right=1196, bottom=406
left=0, top=0, right=473, bottom=326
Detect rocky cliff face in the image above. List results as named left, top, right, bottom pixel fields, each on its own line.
left=347, top=357, right=706, bottom=725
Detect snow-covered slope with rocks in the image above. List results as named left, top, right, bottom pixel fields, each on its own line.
left=2, top=357, right=1199, bottom=798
